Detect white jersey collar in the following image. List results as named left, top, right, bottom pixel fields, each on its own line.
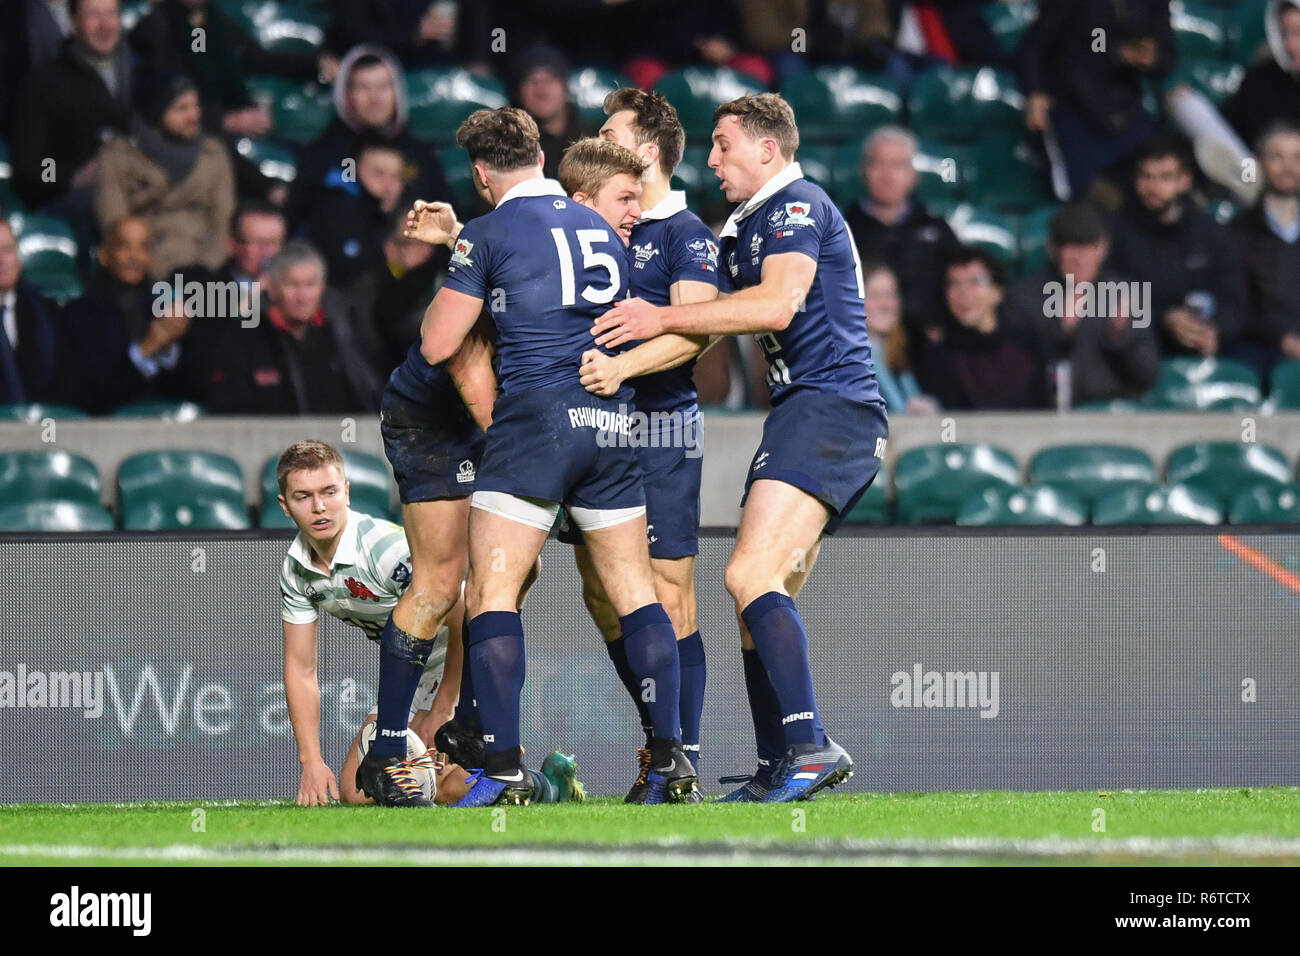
left=497, top=176, right=567, bottom=207
left=719, top=162, right=804, bottom=239
left=288, top=508, right=359, bottom=574
left=638, top=189, right=688, bottom=223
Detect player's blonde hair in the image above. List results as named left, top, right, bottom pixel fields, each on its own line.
left=713, top=93, right=800, bottom=160
left=276, top=440, right=345, bottom=493
left=455, top=107, right=542, bottom=172
left=558, top=138, right=647, bottom=200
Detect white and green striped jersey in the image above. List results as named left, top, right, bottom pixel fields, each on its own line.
left=280, top=509, right=415, bottom=641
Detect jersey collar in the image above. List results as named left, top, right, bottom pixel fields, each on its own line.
left=719, top=162, right=804, bottom=239
left=288, top=508, right=360, bottom=574
left=638, top=189, right=688, bottom=223
left=497, top=177, right=567, bottom=207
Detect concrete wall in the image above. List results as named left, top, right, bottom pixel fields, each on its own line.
left=2, top=410, right=1297, bottom=523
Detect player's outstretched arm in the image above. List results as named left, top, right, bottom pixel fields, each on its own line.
left=445, top=312, right=498, bottom=432
left=592, top=252, right=817, bottom=348
left=404, top=199, right=464, bottom=248
left=284, top=620, right=339, bottom=806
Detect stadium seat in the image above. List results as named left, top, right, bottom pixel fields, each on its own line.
left=1265, top=360, right=1300, bottom=410
left=963, top=137, right=1054, bottom=212
left=406, top=70, right=510, bottom=145
left=234, top=137, right=298, bottom=185
left=795, top=145, right=836, bottom=195
left=119, top=0, right=150, bottom=30
left=1028, top=444, right=1157, bottom=506
left=118, top=451, right=250, bottom=531
left=1226, top=0, right=1271, bottom=62
left=956, top=485, right=1088, bottom=526
left=671, top=145, right=714, bottom=208
left=260, top=451, right=394, bottom=521
left=894, top=443, right=1020, bottom=524
left=1164, top=441, right=1291, bottom=501
left=0, top=500, right=114, bottom=532
left=1229, top=483, right=1300, bottom=524
left=1141, top=357, right=1262, bottom=411
left=908, top=67, right=1025, bottom=144
left=779, top=67, right=902, bottom=142
left=244, top=75, right=332, bottom=146
left=984, top=0, right=1038, bottom=56
left=653, top=68, right=764, bottom=142
left=0, top=451, right=101, bottom=507
left=944, top=204, right=1018, bottom=269
left=841, top=479, right=891, bottom=525
left=1170, top=1, right=1228, bottom=59
left=1205, top=195, right=1243, bottom=226
left=9, top=212, right=79, bottom=300
left=1016, top=204, right=1056, bottom=276
left=0, top=403, right=88, bottom=422
left=569, top=68, right=633, bottom=128
left=112, top=401, right=205, bottom=421
left=1166, top=57, right=1246, bottom=105
left=1092, top=482, right=1223, bottom=525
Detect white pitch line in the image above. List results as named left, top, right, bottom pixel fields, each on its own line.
left=0, top=835, right=1297, bottom=866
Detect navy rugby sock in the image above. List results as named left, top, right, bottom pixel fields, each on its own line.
left=453, top=613, right=480, bottom=729
left=740, top=647, right=784, bottom=783
left=606, top=637, right=655, bottom=745
left=741, top=592, right=825, bottom=749
left=465, top=611, right=526, bottom=758
left=619, top=604, right=681, bottom=745
left=677, top=632, right=707, bottom=771
left=371, top=613, right=435, bottom=759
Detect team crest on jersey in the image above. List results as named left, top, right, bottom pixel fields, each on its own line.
left=632, top=241, right=659, bottom=268
left=456, top=459, right=476, bottom=483
left=450, top=239, right=474, bottom=267
left=688, top=238, right=719, bottom=266
left=304, top=584, right=326, bottom=605
left=553, top=199, right=566, bottom=209
left=391, top=562, right=411, bottom=589
left=750, top=233, right=764, bottom=264
left=782, top=202, right=815, bottom=226
left=345, top=577, right=381, bottom=602
left=727, top=250, right=738, bottom=277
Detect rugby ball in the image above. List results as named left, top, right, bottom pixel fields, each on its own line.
left=357, top=724, right=436, bottom=801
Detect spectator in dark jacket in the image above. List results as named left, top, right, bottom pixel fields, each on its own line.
left=286, top=45, right=452, bottom=232
left=1107, top=134, right=1247, bottom=357
left=1229, top=122, right=1300, bottom=377
left=12, top=0, right=135, bottom=212
left=920, top=247, right=1048, bottom=410
left=190, top=241, right=381, bottom=414
left=1222, top=0, right=1300, bottom=150
left=844, top=126, right=961, bottom=357
left=57, top=216, right=193, bottom=413
left=1, top=0, right=74, bottom=134
left=302, top=140, right=407, bottom=289
left=1020, top=0, right=1174, bottom=202
left=326, top=0, right=495, bottom=70
left=0, top=219, right=60, bottom=404
left=1004, top=203, right=1160, bottom=407
left=512, top=44, right=597, bottom=182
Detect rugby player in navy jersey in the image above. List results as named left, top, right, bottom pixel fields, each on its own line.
left=591, top=93, right=889, bottom=803
left=418, top=107, right=698, bottom=807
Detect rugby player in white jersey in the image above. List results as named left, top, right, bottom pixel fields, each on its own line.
left=278, top=440, right=584, bottom=806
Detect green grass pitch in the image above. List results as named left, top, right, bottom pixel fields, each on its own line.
left=2, top=788, right=1298, bottom=866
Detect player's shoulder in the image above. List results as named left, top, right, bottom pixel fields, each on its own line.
left=664, top=206, right=715, bottom=240
left=763, top=177, right=839, bottom=222
left=352, top=511, right=406, bottom=555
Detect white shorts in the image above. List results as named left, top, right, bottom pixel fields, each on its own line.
left=366, top=624, right=449, bottom=723
left=471, top=490, right=645, bottom=532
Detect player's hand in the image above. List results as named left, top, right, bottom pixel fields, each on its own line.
left=297, top=760, right=339, bottom=806
left=579, top=348, right=626, bottom=397
left=405, top=200, right=461, bottom=247
left=591, top=297, right=663, bottom=348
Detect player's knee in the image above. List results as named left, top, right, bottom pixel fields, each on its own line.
left=404, top=573, right=460, bottom=621
left=724, top=556, right=780, bottom=610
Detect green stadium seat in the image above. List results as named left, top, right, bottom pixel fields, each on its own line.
left=956, top=485, right=1087, bottom=526
left=654, top=68, right=764, bottom=142
left=119, top=451, right=249, bottom=531
left=1016, top=204, right=1056, bottom=276
left=407, top=70, right=510, bottom=145
left=1028, top=444, right=1156, bottom=506
left=984, top=0, right=1038, bottom=56
left=9, top=212, right=79, bottom=298
left=795, top=145, right=836, bottom=195
left=119, top=0, right=150, bottom=30
left=1205, top=195, right=1243, bottom=226
left=944, top=204, right=1018, bottom=268
left=909, top=66, right=1025, bottom=144
left=1166, top=57, right=1246, bottom=105
left=244, top=76, right=333, bottom=145
left=1092, top=482, right=1224, bottom=525
left=0, top=402, right=88, bottom=422
left=112, top=400, right=205, bottom=421
left=234, top=137, right=298, bottom=185
left=1164, top=441, right=1291, bottom=501
left=779, top=67, right=902, bottom=142
left=569, top=68, right=633, bottom=128
left=1267, top=360, right=1300, bottom=410
left=0, top=451, right=101, bottom=507
left=1170, top=1, right=1228, bottom=59
left=0, top=500, right=114, bottom=532
left=894, top=443, right=1020, bottom=524
left=963, top=137, right=1054, bottom=212
left=1229, top=483, right=1300, bottom=524
left=1141, top=357, right=1262, bottom=411
left=671, top=145, right=712, bottom=208
left=260, top=450, right=394, bottom=519
left=1226, top=0, right=1271, bottom=62
left=841, top=479, right=891, bottom=525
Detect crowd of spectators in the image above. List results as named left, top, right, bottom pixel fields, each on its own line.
left=1, top=0, right=1298, bottom=416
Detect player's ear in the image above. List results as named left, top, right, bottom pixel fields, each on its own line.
left=537, top=148, right=545, bottom=171
left=343, top=479, right=351, bottom=506
left=277, top=493, right=290, bottom=519
left=572, top=190, right=591, bottom=207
